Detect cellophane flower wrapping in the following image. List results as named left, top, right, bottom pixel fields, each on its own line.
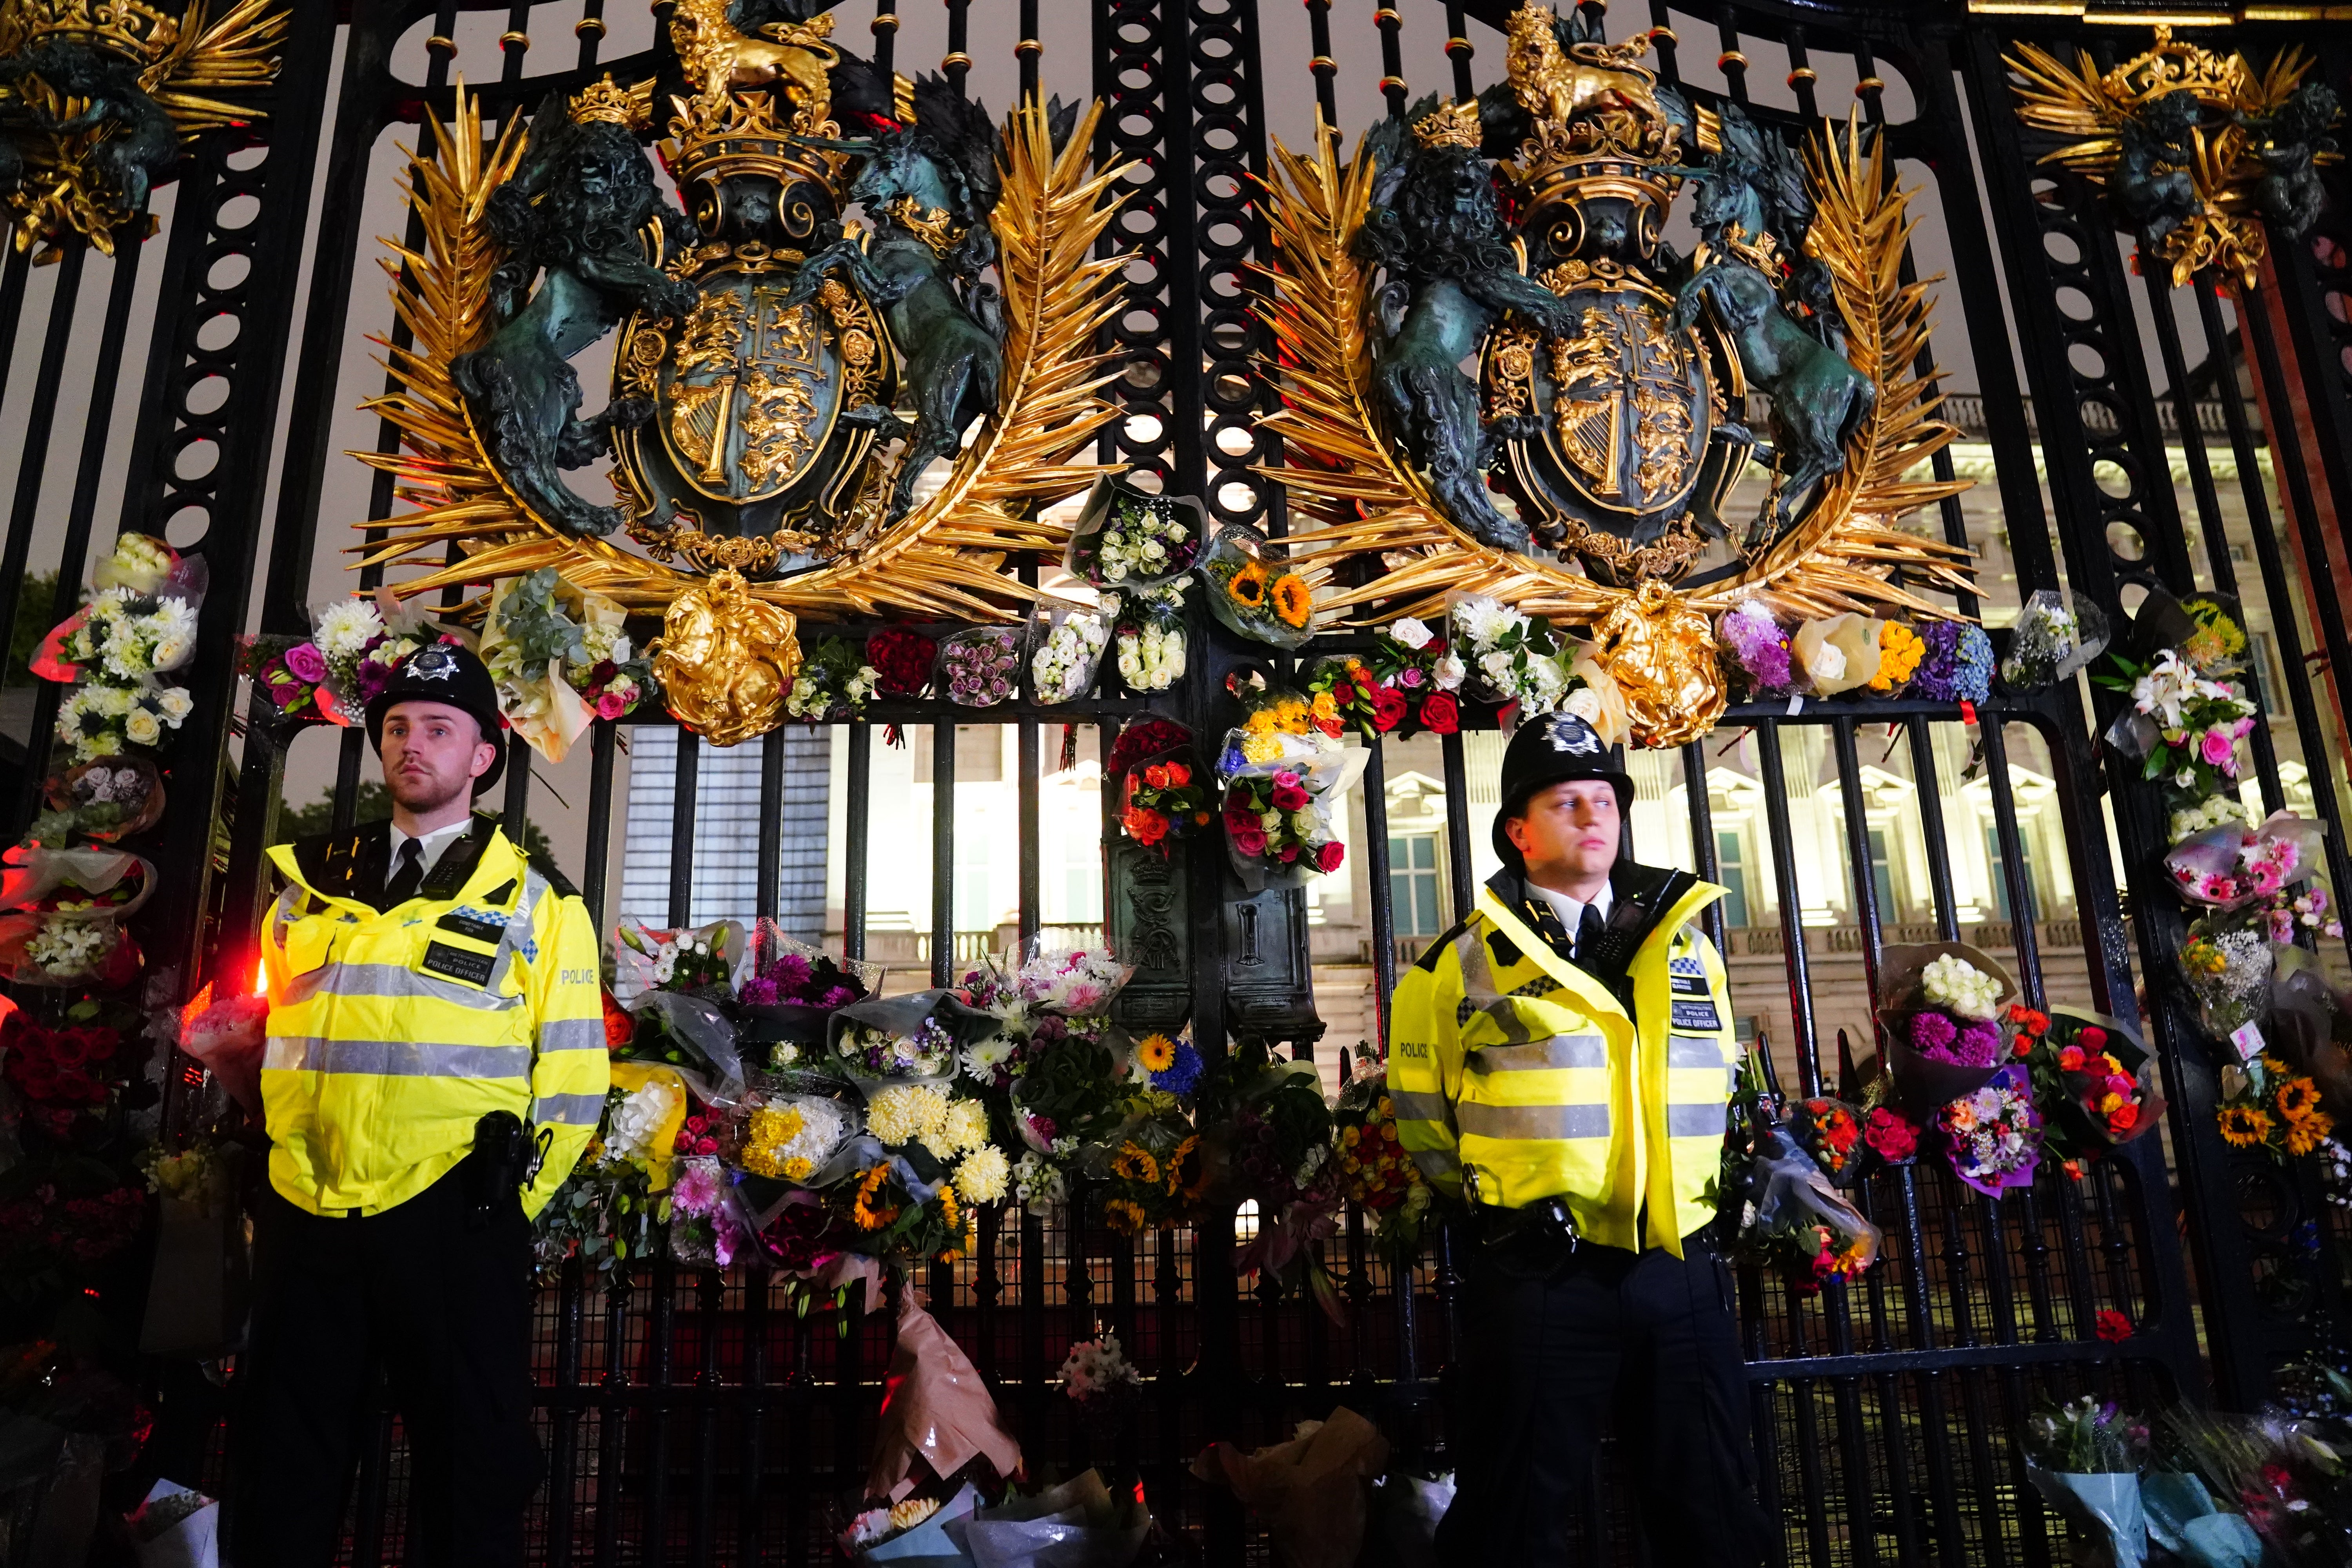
left=866, top=626, right=938, bottom=698
left=1214, top=713, right=1365, bottom=891
left=2009, top=1005, right=2164, bottom=1162
left=481, top=567, right=656, bottom=762
left=2023, top=1396, right=2149, bottom=1568
left=935, top=626, right=1022, bottom=708
left=126, top=1479, right=220, bottom=1568
left=867, top=1289, right=1023, bottom=1503
left=1028, top=605, right=1109, bottom=706
left=2165, top=810, right=2330, bottom=911
left=1065, top=475, right=1204, bottom=590
left=2001, top=588, right=2111, bottom=691
left=1791, top=613, right=1884, bottom=698
left=1935, top=1064, right=2043, bottom=1198
left=1717, top=601, right=1799, bottom=700
left=952, top=1469, right=1152, bottom=1568
left=1191, top=1407, right=1391, bottom=1568
left=1447, top=593, right=1565, bottom=715
left=1203, top=524, right=1317, bottom=649
left=1722, top=1058, right=1882, bottom=1294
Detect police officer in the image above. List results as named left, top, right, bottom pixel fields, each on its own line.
left=1390, top=712, right=1770, bottom=1566
left=230, top=643, right=608, bottom=1568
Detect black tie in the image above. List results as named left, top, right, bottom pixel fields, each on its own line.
left=1575, top=901, right=1605, bottom=960
left=384, top=838, right=425, bottom=907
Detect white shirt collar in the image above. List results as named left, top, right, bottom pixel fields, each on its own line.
left=388, top=817, right=472, bottom=879
left=1529, top=878, right=1612, bottom=946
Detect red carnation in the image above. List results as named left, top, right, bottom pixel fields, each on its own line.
left=2094, top=1308, right=2132, bottom=1343
left=1418, top=690, right=1459, bottom=735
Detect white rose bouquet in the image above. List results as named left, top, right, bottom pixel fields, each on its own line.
left=1028, top=606, right=1109, bottom=704
left=1105, top=582, right=1187, bottom=691
left=784, top=634, right=880, bottom=722
left=1448, top=593, right=1569, bottom=715
left=1065, top=474, right=1205, bottom=588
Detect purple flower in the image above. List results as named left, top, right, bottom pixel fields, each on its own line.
left=771, top=953, right=812, bottom=991
left=736, top=976, right=780, bottom=1006
left=817, top=985, right=856, bottom=1009
left=283, top=642, right=328, bottom=683
left=1912, top=621, right=1994, bottom=704
left=1956, top=1020, right=2001, bottom=1066
left=1909, top=1011, right=1957, bottom=1055
left=1720, top=604, right=1795, bottom=694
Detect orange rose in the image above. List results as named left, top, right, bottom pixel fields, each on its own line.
left=1143, top=763, right=1170, bottom=788
left=1123, top=806, right=1169, bottom=846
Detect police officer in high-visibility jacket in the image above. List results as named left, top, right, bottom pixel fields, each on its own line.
left=1391, top=712, right=1770, bottom=1566
left=230, top=642, right=608, bottom=1568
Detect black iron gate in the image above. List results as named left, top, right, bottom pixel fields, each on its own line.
left=6, top=0, right=2352, bottom=1563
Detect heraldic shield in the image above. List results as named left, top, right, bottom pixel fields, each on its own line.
left=615, top=259, right=893, bottom=573
left=1486, top=262, right=1740, bottom=583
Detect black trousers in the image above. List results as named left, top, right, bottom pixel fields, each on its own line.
left=1435, top=1230, right=1774, bottom=1568
left=228, top=1165, right=543, bottom=1568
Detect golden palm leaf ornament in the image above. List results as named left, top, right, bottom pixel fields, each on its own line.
left=352, top=90, right=1131, bottom=623
left=1256, top=113, right=1975, bottom=637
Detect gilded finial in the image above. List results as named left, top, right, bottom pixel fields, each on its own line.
left=1412, top=100, right=1485, bottom=151
left=569, top=73, right=653, bottom=130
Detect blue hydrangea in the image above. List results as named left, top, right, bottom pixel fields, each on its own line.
left=1151, top=1039, right=1205, bottom=1096
left=1913, top=621, right=1993, bottom=704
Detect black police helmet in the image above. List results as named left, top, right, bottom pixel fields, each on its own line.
left=363, top=640, right=507, bottom=795
left=1491, top=711, right=1633, bottom=871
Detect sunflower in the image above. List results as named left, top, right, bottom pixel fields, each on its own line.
left=1105, top=1196, right=1147, bottom=1234
left=937, top=1180, right=961, bottom=1234
left=1111, top=1142, right=1161, bottom=1186
left=1136, top=1033, right=1178, bottom=1073
left=851, top=1163, right=901, bottom=1230
left=2217, top=1105, right=2274, bottom=1148
left=1270, top=573, right=1314, bottom=628
left=2286, top=1107, right=2337, bottom=1156
left=1165, top=1134, right=1201, bottom=1195
left=2276, top=1076, right=2324, bottom=1122
left=1225, top=562, right=1269, bottom=608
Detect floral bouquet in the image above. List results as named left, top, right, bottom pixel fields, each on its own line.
left=1876, top=942, right=2017, bottom=1112
left=1869, top=621, right=1927, bottom=694
left=866, top=626, right=938, bottom=699
left=2169, top=794, right=2252, bottom=846
left=1100, top=1096, right=1207, bottom=1235
left=2217, top=1052, right=2334, bottom=1163
left=1723, top=1055, right=1882, bottom=1294
left=29, top=758, right=164, bottom=848
left=1449, top=593, right=1568, bottom=716
left=828, top=989, right=983, bottom=1082
left=1066, top=474, right=1205, bottom=589
left=2159, top=1404, right=2352, bottom=1568
left=2001, top=589, right=2112, bottom=691
left=4, top=1014, right=129, bottom=1141
left=1863, top=1105, right=1920, bottom=1167
left=785, top=635, right=881, bottom=723
left=1107, top=717, right=1210, bottom=856
left=2097, top=590, right=2259, bottom=815
left=34, top=534, right=205, bottom=686
left=1028, top=606, right=1109, bottom=705
left=1787, top=1096, right=1867, bottom=1186
left=1791, top=614, right=1884, bottom=699
left=1103, top=583, right=1187, bottom=691
left=1210, top=1041, right=1343, bottom=1317
left=735, top=926, right=879, bottom=1068
left=481, top=568, right=655, bottom=763
left=663, top=1153, right=745, bottom=1268
left=1059, top=1332, right=1143, bottom=1439
left=1203, top=524, right=1317, bottom=649
left=956, top=1468, right=1156, bottom=1567
left=960, top=950, right=1138, bottom=1184
left=1560, top=646, right=1633, bottom=746
left=1216, top=701, right=1364, bottom=891
left=935, top=626, right=1022, bottom=708
left=616, top=919, right=748, bottom=1001
left=838, top=1487, right=986, bottom=1568
left=2022, top=1396, right=2149, bottom=1568
left=1304, top=655, right=1410, bottom=742
left=1935, top=1066, right=2044, bottom=1198
left=2167, top=811, right=2329, bottom=911
left=0, top=848, right=153, bottom=986
left=1372, top=615, right=1465, bottom=733
left=54, top=682, right=194, bottom=763
left=534, top=1068, right=680, bottom=1275
left=1912, top=620, right=1995, bottom=705
left=1332, top=1063, right=1429, bottom=1254
left=2180, top=913, right=2277, bottom=1038
left=1717, top=601, right=1798, bottom=701
left=2011, top=1005, right=2165, bottom=1164
left=302, top=591, right=441, bottom=725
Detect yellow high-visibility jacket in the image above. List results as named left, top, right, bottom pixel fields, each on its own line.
left=260, top=816, right=608, bottom=1220
left=1390, top=865, right=1738, bottom=1256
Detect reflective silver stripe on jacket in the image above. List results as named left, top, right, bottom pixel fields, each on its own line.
left=537, top=1017, right=608, bottom=1054
left=1409, top=1146, right=1462, bottom=1185
left=263, top=1036, right=534, bottom=1079
left=486, top=871, right=546, bottom=992
left=1468, top=1033, right=1607, bottom=1072
left=531, top=1091, right=607, bottom=1125
left=1457, top=1102, right=1612, bottom=1141
left=1666, top=1103, right=1729, bottom=1138
left=1667, top=1033, right=1727, bottom=1068
left=280, top=962, right=524, bottom=1009
left=1391, top=1089, right=1456, bottom=1128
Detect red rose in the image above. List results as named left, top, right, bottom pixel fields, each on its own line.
left=602, top=993, right=635, bottom=1051
left=1863, top=1106, right=1918, bottom=1162
left=1369, top=685, right=1408, bottom=731
left=1232, top=825, right=1268, bottom=857
left=1418, top=690, right=1459, bottom=734
left=66, top=1027, right=115, bottom=1064
left=1316, top=840, right=1346, bottom=873
left=2078, top=1026, right=2107, bottom=1051
left=1123, top=805, right=1169, bottom=846
left=2057, top=1045, right=2085, bottom=1072
left=2094, top=1308, right=2132, bottom=1343
left=1143, top=763, right=1170, bottom=789
left=2012, top=1036, right=2033, bottom=1058
left=1271, top=784, right=1311, bottom=812
left=1164, top=760, right=1191, bottom=786
left=2106, top=1104, right=2139, bottom=1135
left=865, top=627, right=938, bottom=697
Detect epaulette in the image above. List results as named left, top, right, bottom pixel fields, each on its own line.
left=525, top=845, right=581, bottom=901
left=1413, top=920, right=1470, bottom=973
